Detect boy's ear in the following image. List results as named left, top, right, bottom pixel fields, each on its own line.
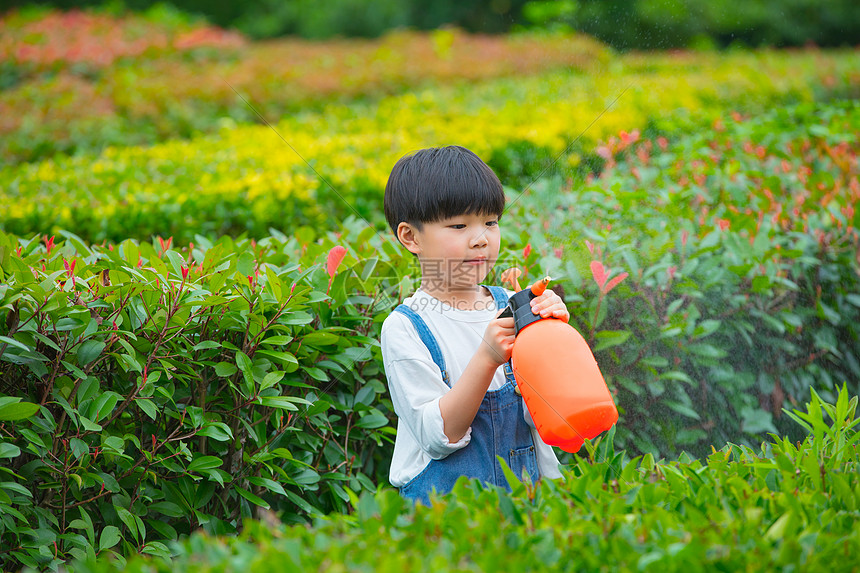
left=397, top=222, right=421, bottom=255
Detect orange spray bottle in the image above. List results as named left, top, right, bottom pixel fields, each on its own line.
left=501, top=275, right=619, bottom=452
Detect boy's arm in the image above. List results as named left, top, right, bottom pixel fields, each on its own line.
left=382, top=313, right=474, bottom=459
left=438, top=313, right=515, bottom=443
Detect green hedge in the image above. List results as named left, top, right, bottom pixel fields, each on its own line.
left=74, top=386, right=860, bottom=572
left=0, top=224, right=409, bottom=569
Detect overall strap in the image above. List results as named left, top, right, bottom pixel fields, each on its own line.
left=484, top=285, right=510, bottom=308
left=482, top=285, right=518, bottom=387
left=393, top=305, right=451, bottom=387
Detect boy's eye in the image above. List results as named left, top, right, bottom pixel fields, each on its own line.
left=486, top=220, right=499, bottom=227
left=449, top=224, right=466, bottom=229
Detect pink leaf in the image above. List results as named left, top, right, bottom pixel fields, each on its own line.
left=604, top=272, right=629, bottom=294
left=523, top=243, right=532, bottom=260
left=590, top=260, right=607, bottom=290
left=585, top=240, right=595, bottom=255
left=326, top=245, right=347, bottom=279
left=596, top=145, right=612, bottom=160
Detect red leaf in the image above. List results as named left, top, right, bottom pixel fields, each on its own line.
left=590, top=260, right=607, bottom=290
left=326, top=245, right=347, bottom=279
left=604, top=272, right=629, bottom=294
left=523, top=243, right=532, bottom=260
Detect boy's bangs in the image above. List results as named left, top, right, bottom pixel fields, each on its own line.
left=420, top=171, right=505, bottom=223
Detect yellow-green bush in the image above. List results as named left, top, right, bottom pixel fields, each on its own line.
left=0, top=9, right=609, bottom=165
left=2, top=49, right=858, bottom=243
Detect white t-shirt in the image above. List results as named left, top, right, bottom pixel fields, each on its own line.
left=381, top=287, right=563, bottom=488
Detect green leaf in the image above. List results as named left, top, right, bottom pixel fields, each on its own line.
left=237, top=252, right=256, bottom=277
left=197, top=422, right=233, bottom=441
left=258, top=396, right=302, bottom=411
left=664, top=400, right=701, bottom=421
left=260, top=371, right=285, bottom=391
left=77, top=340, right=105, bottom=366
left=764, top=513, right=791, bottom=542
left=355, top=410, right=388, bottom=429
left=136, top=398, right=158, bottom=420
left=303, top=366, right=328, bottom=382
left=116, top=506, right=139, bottom=541
left=187, top=456, right=223, bottom=472
left=660, top=371, right=694, bottom=385
left=593, top=330, right=632, bottom=351
left=640, top=356, right=669, bottom=368
left=90, top=391, right=120, bottom=423
left=235, top=486, right=269, bottom=509
left=79, top=415, right=103, bottom=432
left=248, top=476, right=286, bottom=496
left=261, top=335, right=293, bottom=346
left=302, top=331, right=340, bottom=348
left=0, top=335, right=30, bottom=352
left=0, top=481, right=32, bottom=498
left=141, top=541, right=171, bottom=558
left=70, top=438, right=89, bottom=460
left=692, top=319, right=722, bottom=338
left=236, top=351, right=254, bottom=393
left=0, top=401, right=40, bottom=422
left=0, top=443, right=21, bottom=459
left=256, top=349, right=299, bottom=372
left=284, top=489, right=315, bottom=514
left=686, top=343, right=727, bottom=359
left=99, top=526, right=121, bottom=551
left=214, top=362, right=238, bottom=377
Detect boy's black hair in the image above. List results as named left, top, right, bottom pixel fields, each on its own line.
left=384, top=146, right=505, bottom=236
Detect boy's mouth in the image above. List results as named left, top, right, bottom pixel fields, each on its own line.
left=463, top=257, right=488, bottom=265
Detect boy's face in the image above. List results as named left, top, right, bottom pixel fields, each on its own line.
left=398, top=212, right=501, bottom=291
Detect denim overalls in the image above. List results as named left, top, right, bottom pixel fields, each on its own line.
left=393, top=285, right=539, bottom=505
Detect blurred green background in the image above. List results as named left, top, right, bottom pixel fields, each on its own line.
left=4, top=0, right=860, bottom=48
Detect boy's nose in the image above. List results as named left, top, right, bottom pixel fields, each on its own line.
left=470, top=230, right=489, bottom=247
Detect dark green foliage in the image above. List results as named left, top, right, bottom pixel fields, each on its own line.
left=73, top=386, right=860, bottom=572
left=4, top=0, right=859, bottom=46
left=0, top=224, right=408, bottom=569
left=520, top=0, right=860, bottom=49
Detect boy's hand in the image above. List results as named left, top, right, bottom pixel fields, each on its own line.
left=530, top=290, right=570, bottom=322
left=480, top=312, right=516, bottom=366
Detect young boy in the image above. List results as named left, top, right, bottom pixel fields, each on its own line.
left=381, top=145, right=568, bottom=505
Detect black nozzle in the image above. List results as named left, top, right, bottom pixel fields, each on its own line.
left=501, top=289, right=544, bottom=335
